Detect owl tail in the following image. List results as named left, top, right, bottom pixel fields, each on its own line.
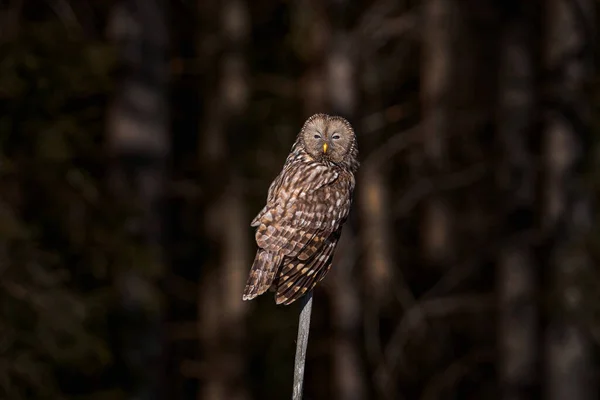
left=242, top=250, right=282, bottom=301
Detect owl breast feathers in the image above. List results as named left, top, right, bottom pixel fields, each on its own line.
left=243, top=113, right=359, bottom=305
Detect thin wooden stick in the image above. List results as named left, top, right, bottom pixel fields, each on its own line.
left=292, top=290, right=313, bottom=400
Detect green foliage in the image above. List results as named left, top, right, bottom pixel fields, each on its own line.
left=0, top=19, right=158, bottom=400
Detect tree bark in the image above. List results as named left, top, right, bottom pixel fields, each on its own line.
left=541, top=0, right=595, bottom=399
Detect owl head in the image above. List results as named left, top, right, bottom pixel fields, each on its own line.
left=298, top=113, right=359, bottom=171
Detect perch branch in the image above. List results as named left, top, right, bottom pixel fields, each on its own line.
left=292, top=290, right=314, bottom=400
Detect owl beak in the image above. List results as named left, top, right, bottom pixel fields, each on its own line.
left=323, top=143, right=328, bottom=154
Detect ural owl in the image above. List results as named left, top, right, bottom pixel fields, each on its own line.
left=243, top=113, right=359, bottom=305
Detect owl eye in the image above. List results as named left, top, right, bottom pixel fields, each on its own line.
left=314, top=134, right=321, bottom=139
left=332, top=134, right=341, bottom=140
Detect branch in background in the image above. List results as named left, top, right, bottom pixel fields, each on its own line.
left=377, top=294, right=494, bottom=390
left=394, top=163, right=487, bottom=217
left=359, top=13, right=418, bottom=46
left=421, top=229, right=539, bottom=302
left=374, top=220, right=545, bottom=391
left=362, top=124, right=421, bottom=168
left=356, top=0, right=418, bottom=44
left=46, top=0, right=82, bottom=34
left=421, top=349, right=494, bottom=400
left=355, top=0, right=396, bottom=34
left=292, top=291, right=314, bottom=400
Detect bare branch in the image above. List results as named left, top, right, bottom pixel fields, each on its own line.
left=292, top=291, right=313, bottom=400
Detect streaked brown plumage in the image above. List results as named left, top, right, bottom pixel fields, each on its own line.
left=242, top=113, right=359, bottom=305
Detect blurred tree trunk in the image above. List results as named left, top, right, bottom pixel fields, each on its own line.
left=297, top=0, right=328, bottom=115
left=358, top=159, right=394, bottom=399
left=541, top=0, right=595, bottom=399
left=420, top=0, right=453, bottom=268
left=356, top=11, right=397, bottom=397
left=197, top=0, right=251, bottom=399
left=358, top=165, right=393, bottom=303
left=218, top=2, right=251, bottom=399
left=326, top=2, right=366, bottom=399
left=196, top=0, right=223, bottom=396
left=495, top=3, right=541, bottom=399
left=106, top=0, right=169, bottom=399
left=357, top=7, right=395, bottom=307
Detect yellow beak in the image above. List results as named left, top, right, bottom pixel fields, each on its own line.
left=323, top=143, right=328, bottom=154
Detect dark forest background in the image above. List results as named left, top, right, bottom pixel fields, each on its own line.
left=1, top=0, right=600, bottom=399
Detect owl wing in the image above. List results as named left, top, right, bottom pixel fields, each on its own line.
left=254, top=162, right=352, bottom=260
left=252, top=161, right=335, bottom=228
left=251, top=175, right=281, bottom=227
left=274, top=228, right=342, bottom=305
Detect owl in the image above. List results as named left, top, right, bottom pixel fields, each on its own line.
left=242, top=113, right=359, bottom=305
